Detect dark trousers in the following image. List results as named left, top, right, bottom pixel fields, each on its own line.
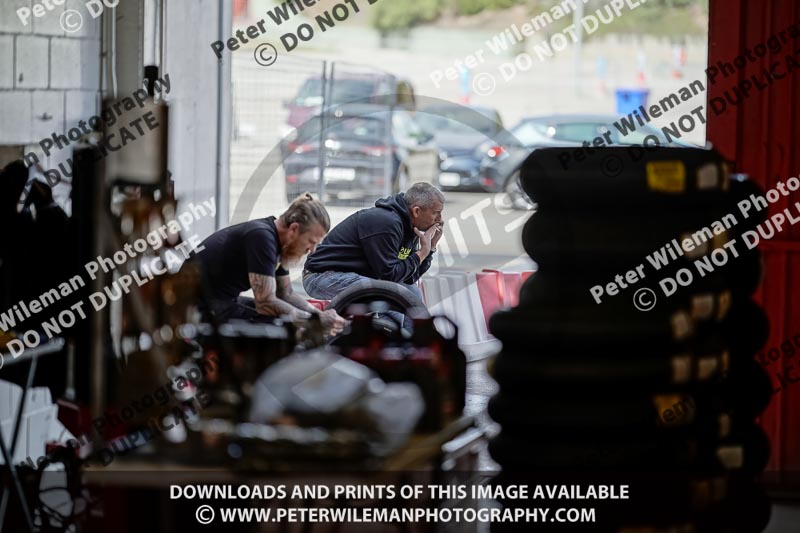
left=207, top=296, right=276, bottom=323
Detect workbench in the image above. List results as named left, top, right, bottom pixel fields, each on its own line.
left=81, top=416, right=488, bottom=533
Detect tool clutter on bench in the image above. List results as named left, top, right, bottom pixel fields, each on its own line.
left=487, top=147, right=772, bottom=533
left=120, top=301, right=468, bottom=468
left=333, top=304, right=467, bottom=432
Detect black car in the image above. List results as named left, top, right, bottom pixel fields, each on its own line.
left=282, top=104, right=439, bottom=203
left=480, top=114, right=697, bottom=210
left=415, top=105, right=505, bottom=191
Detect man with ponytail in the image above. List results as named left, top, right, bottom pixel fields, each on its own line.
left=195, top=193, right=346, bottom=334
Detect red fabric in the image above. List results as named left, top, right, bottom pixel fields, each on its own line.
left=709, top=0, right=800, bottom=476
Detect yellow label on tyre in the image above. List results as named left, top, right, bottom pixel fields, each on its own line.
left=646, top=161, right=686, bottom=193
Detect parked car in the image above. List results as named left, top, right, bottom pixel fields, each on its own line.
left=282, top=74, right=416, bottom=137
left=414, top=105, right=504, bottom=191
left=480, top=114, right=697, bottom=210
left=282, top=104, right=439, bottom=203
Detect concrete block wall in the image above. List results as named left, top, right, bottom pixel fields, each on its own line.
left=0, top=0, right=229, bottom=235
left=0, top=0, right=102, bottom=207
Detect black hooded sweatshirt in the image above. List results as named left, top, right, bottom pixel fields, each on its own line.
left=304, top=193, right=434, bottom=284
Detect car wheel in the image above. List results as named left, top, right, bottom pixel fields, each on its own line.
left=392, top=165, right=409, bottom=194
left=504, top=169, right=536, bottom=210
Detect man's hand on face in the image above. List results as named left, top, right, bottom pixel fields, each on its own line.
left=430, top=221, right=444, bottom=249
left=319, top=309, right=347, bottom=336
left=414, top=227, right=432, bottom=257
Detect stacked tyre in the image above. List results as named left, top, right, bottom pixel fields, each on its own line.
left=487, top=147, right=772, bottom=532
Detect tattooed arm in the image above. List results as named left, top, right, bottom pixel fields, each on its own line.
left=249, top=273, right=308, bottom=320
left=275, top=274, right=347, bottom=334
left=275, top=274, right=320, bottom=316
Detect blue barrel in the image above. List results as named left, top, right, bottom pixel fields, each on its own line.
left=615, top=89, right=649, bottom=115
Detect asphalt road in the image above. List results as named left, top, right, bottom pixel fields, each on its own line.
left=426, top=191, right=534, bottom=274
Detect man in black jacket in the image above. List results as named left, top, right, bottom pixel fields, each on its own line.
left=302, top=183, right=444, bottom=312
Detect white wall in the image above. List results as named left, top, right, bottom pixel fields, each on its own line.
left=162, top=0, right=231, bottom=237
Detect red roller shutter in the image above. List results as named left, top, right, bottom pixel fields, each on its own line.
left=708, top=0, right=800, bottom=487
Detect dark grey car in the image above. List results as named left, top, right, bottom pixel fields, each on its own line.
left=415, top=104, right=505, bottom=191
left=282, top=104, right=439, bottom=204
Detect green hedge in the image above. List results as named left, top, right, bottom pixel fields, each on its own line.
left=370, top=0, right=707, bottom=34
left=454, top=0, right=527, bottom=16
left=371, top=0, right=442, bottom=33
left=370, top=0, right=528, bottom=32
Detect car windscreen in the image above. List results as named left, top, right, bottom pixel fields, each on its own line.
left=512, top=120, right=681, bottom=147
left=295, top=79, right=383, bottom=106
left=295, top=115, right=387, bottom=142
left=514, top=121, right=607, bottom=144
left=416, top=108, right=498, bottom=136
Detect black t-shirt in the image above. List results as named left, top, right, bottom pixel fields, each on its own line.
left=195, top=216, right=288, bottom=302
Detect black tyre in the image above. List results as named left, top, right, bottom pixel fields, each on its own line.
left=522, top=206, right=734, bottom=265
left=486, top=389, right=714, bottom=432
left=721, top=360, right=773, bottom=418
left=720, top=298, right=770, bottom=357
left=488, top=429, right=727, bottom=473
left=729, top=175, right=768, bottom=234
left=520, top=146, right=730, bottom=212
left=328, top=279, right=428, bottom=317
left=491, top=348, right=728, bottom=392
left=517, top=270, right=734, bottom=324
left=717, top=247, right=763, bottom=296
left=488, top=305, right=694, bottom=354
